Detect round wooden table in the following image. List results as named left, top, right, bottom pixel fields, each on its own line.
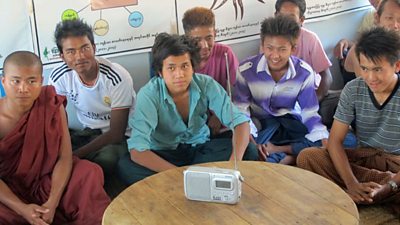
left=103, top=161, right=359, bottom=225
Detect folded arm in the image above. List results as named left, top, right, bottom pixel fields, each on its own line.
left=0, top=179, right=50, bottom=225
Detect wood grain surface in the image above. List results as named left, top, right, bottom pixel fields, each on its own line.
left=103, top=161, right=359, bottom=225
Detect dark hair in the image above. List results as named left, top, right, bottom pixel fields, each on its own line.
left=260, top=15, right=300, bottom=46
left=377, top=0, right=400, bottom=17
left=151, top=33, right=200, bottom=75
left=3, top=51, right=43, bottom=76
left=182, top=7, right=215, bottom=34
left=54, top=19, right=94, bottom=53
left=275, top=0, right=307, bottom=18
left=355, top=26, right=400, bottom=65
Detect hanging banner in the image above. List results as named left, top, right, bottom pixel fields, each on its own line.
left=32, top=0, right=176, bottom=65
left=176, top=0, right=274, bottom=43
left=6, top=0, right=373, bottom=67
left=305, top=0, right=371, bottom=22
left=176, top=0, right=371, bottom=43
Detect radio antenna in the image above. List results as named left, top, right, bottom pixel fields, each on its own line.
left=224, top=52, right=238, bottom=171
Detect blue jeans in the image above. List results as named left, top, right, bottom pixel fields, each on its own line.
left=117, top=139, right=258, bottom=185
left=255, top=115, right=322, bottom=163
left=342, top=130, right=357, bottom=149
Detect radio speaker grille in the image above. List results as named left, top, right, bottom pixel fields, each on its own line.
left=186, top=172, right=211, bottom=199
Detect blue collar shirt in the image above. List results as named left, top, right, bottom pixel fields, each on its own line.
left=127, top=73, right=249, bottom=151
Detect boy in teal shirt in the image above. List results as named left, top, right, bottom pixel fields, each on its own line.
left=118, top=33, right=257, bottom=185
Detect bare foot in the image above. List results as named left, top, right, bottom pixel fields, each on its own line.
left=265, top=142, right=278, bottom=153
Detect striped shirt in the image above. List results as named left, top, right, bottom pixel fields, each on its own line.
left=48, top=57, right=136, bottom=134
left=234, top=54, right=328, bottom=142
left=335, top=76, right=400, bottom=154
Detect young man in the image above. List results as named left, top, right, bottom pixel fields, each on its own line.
left=334, top=0, right=381, bottom=85
left=297, top=27, right=400, bottom=211
left=182, top=7, right=239, bottom=136
left=275, top=0, right=332, bottom=101
left=117, top=33, right=258, bottom=185
left=334, top=0, right=381, bottom=61
left=48, top=19, right=136, bottom=183
left=234, top=16, right=328, bottom=164
left=341, top=0, right=400, bottom=76
left=0, top=51, right=110, bottom=225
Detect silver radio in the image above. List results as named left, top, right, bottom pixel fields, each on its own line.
left=183, top=166, right=243, bottom=204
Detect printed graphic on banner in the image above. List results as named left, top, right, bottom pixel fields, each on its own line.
left=0, top=0, right=34, bottom=70
left=32, top=0, right=175, bottom=65
left=176, top=0, right=274, bottom=43
left=176, top=0, right=371, bottom=43
left=305, top=0, right=371, bottom=20
left=91, top=0, right=138, bottom=11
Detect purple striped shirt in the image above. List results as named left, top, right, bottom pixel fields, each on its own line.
left=234, top=54, right=328, bottom=142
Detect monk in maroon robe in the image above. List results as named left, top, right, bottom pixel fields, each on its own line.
left=0, top=51, right=110, bottom=225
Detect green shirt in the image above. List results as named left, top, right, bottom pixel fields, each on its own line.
left=127, top=74, right=249, bottom=151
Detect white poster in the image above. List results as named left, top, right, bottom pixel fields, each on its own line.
left=176, top=0, right=274, bottom=43
left=32, top=0, right=176, bottom=65
left=305, top=0, right=371, bottom=21
left=0, top=0, right=34, bottom=70
left=1, top=0, right=372, bottom=69
left=176, top=0, right=372, bottom=43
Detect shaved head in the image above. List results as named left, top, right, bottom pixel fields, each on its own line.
left=3, top=51, right=42, bottom=77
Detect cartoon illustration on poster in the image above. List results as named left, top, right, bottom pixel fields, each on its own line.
left=32, top=0, right=175, bottom=64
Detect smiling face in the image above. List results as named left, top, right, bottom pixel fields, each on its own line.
left=261, top=35, right=295, bottom=73
left=359, top=54, right=400, bottom=94
left=2, top=63, right=43, bottom=109
left=60, top=35, right=97, bottom=77
left=159, top=53, right=194, bottom=96
left=186, top=26, right=215, bottom=66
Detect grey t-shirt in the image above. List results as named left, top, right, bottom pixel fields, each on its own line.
left=334, top=76, right=400, bottom=154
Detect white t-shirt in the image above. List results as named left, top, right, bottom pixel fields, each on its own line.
left=49, top=57, right=136, bottom=135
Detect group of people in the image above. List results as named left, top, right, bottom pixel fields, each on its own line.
left=1, top=0, right=400, bottom=224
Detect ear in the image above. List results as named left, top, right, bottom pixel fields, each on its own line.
left=213, top=28, right=217, bottom=39
left=60, top=52, right=65, bottom=62
left=158, top=71, right=163, bottom=78
left=299, top=16, right=305, bottom=26
left=395, top=60, right=400, bottom=73
left=92, top=44, right=96, bottom=53
left=292, top=44, right=297, bottom=53
left=260, top=37, right=265, bottom=48
left=374, top=12, right=379, bottom=25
